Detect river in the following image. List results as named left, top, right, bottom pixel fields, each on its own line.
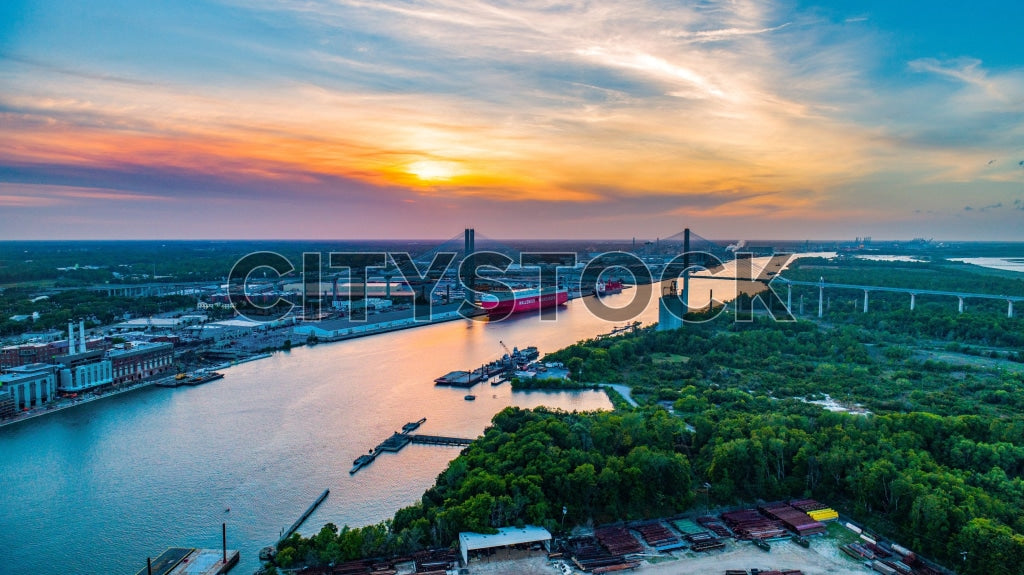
left=0, top=264, right=762, bottom=575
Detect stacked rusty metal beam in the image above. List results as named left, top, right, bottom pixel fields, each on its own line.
left=570, top=538, right=627, bottom=572
left=685, top=530, right=725, bottom=552
left=635, top=521, right=684, bottom=551
left=720, top=509, right=787, bottom=540
left=759, top=503, right=827, bottom=537
left=789, top=498, right=839, bottom=522
left=412, top=549, right=457, bottom=573
left=696, top=516, right=733, bottom=538
left=595, top=526, right=644, bottom=556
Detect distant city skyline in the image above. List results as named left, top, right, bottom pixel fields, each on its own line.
left=1, top=1, right=1023, bottom=240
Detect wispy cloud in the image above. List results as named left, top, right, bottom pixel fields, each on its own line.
left=0, top=0, right=1022, bottom=239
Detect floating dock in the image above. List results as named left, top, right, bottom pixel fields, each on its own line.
left=136, top=548, right=239, bottom=575
left=350, top=420, right=474, bottom=475
left=278, top=489, right=330, bottom=545
left=157, top=372, right=224, bottom=388
left=434, top=344, right=540, bottom=387
left=402, top=417, right=427, bottom=433
left=434, top=370, right=485, bottom=387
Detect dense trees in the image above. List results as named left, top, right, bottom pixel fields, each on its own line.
left=277, top=258, right=1023, bottom=574
left=0, top=288, right=197, bottom=336
left=275, top=407, right=695, bottom=567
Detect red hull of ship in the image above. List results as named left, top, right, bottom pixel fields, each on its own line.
left=482, top=289, right=569, bottom=317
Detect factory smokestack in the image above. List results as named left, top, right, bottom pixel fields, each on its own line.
left=79, top=320, right=87, bottom=353
left=68, top=322, right=76, bottom=354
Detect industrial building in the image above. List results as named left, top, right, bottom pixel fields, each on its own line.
left=57, top=350, right=113, bottom=392
left=55, top=321, right=113, bottom=393
left=111, top=315, right=207, bottom=332
left=0, top=336, right=108, bottom=370
left=0, top=363, right=58, bottom=412
left=292, top=305, right=463, bottom=341
left=458, top=526, right=551, bottom=565
left=185, top=317, right=294, bottom=342
left=109, top=341, right=175, bottom=386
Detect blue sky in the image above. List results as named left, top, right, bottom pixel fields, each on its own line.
left=1, top=0, right=1022, bottom=240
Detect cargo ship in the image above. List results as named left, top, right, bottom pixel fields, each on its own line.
left=595, top=279, right=624, bottom=295
left=480, top=286, right=568, bottom=317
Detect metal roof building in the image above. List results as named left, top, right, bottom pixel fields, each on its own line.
left=458, top=525, right=551, bottom=565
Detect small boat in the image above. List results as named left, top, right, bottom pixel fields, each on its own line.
left=464, top=394, right=476, bottom=401
left=754, top=539, right=771, bottom=552
left=792, top=535, right=810, bottom=548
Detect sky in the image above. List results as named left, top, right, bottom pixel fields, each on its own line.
left=1, top=0, right=1022, bottom=241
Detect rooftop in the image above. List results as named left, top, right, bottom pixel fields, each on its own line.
left=109, top=341, right=173, bottom=357
left=459, top=525, right=551, bottom=551
left=133, top=548, right=239, bottom=575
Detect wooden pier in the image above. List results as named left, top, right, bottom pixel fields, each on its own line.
left=278, top=489, right=329, bottom=545
left=409, top=434, right=474, bottom=446
left=350, top=420, right=475, bottom=475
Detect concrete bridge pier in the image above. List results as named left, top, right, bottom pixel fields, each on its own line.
left=863, top=290, right=869, bottom=313
left=818, top=285, right=824, bottom=318
left=1009, top=300, right=1014, bottom=318
left=958, top=297, right=965, bottom=313
left=786, top=284, right=792, bottom=314
left=799, top=294, right=805, bottom=315
left=910, top=293, right=916, bottom=311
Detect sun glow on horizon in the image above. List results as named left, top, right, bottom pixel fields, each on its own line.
left=406, top=160, right=461, bottom=181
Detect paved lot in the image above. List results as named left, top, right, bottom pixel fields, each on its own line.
left=462, top=537, right=871, bottom=575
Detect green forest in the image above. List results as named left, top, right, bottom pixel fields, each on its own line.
left=261, top=259, right=1024, bottom=574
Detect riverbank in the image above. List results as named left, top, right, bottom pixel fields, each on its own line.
left=0, top=305, right=476, bottom=429
left=294, top=303, right=480, bottom=343
left=0, top=374, right=173, bottom=429
left=0, top=292, right=633, bottom=575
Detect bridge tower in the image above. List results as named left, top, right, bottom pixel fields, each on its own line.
left=657, top=228, right=689, bottom=331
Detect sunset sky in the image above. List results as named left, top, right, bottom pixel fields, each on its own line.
left=1, top=1, right=1022, bottom=240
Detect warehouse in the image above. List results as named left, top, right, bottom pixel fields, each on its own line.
left=458, top=526, right=551, bottom=566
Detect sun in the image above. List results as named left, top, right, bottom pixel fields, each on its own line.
left=407, top=160, right=460, bottom=181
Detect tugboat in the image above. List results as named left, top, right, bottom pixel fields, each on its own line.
left=595, top=279, right=624, bottom=295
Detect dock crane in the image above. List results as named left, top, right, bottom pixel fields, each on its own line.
left=498, top=340, right=521, bottom=369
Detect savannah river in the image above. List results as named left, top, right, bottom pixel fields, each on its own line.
left=0, top=263, right=766, bottom=575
